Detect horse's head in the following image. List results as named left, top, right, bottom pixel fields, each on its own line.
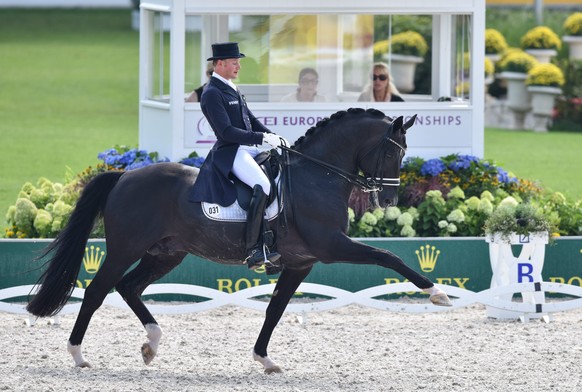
left=358, top=114, right=416, bottom=208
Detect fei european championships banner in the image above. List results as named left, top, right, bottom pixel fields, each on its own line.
left=1, top=238, right=581, bottom=301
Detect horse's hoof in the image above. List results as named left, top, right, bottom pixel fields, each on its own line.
left=253, top=350, right=283, bottom=374
left=77, top=361, right=92, bottom=368
left=265, top=366, right=283, bottom=374
left=430, top=293, right=453, bottom=306
left=141, top=343, right=156, bottom=365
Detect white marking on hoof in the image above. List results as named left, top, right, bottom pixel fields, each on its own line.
left=67, top=341, right=91, bottom=368
left=142, top=323, right=162, bottom=365
left=430, top=293, right=453, bottom=307
left=423, top=286, right=453, bottom=307
left=252, top=349, right=283, bottom=374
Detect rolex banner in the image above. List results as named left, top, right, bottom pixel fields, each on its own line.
left=1, top=238, right=581, bottom=300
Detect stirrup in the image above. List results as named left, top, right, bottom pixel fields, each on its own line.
left=244, top=244, right=281, bottom=270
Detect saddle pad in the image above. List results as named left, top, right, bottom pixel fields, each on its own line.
left=202, top=197, right=281, bottom=222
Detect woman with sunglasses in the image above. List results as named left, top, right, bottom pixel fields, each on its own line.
left=358, top=62, right=404, bottom=102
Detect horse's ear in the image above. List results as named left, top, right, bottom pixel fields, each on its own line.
left=402, top=114, right=417, bottom=134
left=391, top=116, right=403, bottom=132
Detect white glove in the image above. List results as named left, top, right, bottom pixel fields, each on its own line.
left=262, top=133, right=289, bottom=149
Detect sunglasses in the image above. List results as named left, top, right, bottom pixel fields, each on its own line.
left=372, top=74, right=388, bottom=81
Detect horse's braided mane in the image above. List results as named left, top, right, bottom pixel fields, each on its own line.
left=291, top=107, right=386, bottom=149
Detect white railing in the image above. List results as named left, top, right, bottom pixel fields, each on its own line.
left=4, top=282, right=582, bottom=325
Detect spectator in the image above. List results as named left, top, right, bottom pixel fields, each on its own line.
left=186, top=63, right=214, bottom=103
left=281, top=67, right=327, bottom=102
left=358, top=63, right=404, bottom=102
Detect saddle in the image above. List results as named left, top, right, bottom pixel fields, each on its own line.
left=201, top=150, right=282, bottom=223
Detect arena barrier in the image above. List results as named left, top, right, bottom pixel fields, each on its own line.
left=1, top=237, right=581, bottom=323
left=3, top=281, right=582, bottom=326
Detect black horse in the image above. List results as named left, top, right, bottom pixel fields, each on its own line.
left=27, top=108, right=451, bottom=373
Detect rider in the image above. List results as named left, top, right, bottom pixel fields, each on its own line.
left=189, top=42, right=287, bottom=270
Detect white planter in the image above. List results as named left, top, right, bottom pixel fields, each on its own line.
left=525, top=49, right=557, bottom=64
left=485, top=232, right=549, bottom=320
left=563, top=36, right=582, bottom=60
left=385, top=54, right=424, bottom=93
left=485, top=53, right=501, bottom=63
left=498, top=72, right=531, bottom=129
left=527, top=86, right=562, bottom=132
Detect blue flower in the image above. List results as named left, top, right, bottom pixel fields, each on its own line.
left=420, top=159, right=446, bottom=176
left=448, top=155, right=479, bottom=172
left=497, top=167, right=518, bottom=184
left=125, top=160, right=153, bottom=171
left=180, top=156, right=205, bottom=168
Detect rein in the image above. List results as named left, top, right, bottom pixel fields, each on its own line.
left=279, top=136, right=405, bottom=192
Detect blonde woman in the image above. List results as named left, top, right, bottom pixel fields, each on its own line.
left=358, top=63, right=404, bottom=102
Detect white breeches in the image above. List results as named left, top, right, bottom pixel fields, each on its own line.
left=231, top=145, right=271, bottom=196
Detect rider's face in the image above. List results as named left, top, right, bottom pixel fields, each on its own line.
left=217, top=58, right=241, bottom=80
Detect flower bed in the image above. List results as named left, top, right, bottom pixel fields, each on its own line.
left=4, top=149, right=582, bottom=239
left=348, top=154, right=582, bottom=238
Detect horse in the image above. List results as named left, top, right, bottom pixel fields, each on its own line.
left=26, top=108, right=452, bottom=373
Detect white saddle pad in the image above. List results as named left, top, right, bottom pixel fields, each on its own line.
left=202, top=196, right=281, bottom=222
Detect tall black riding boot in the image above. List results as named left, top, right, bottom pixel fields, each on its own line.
left=245, top=185, right=281, bottom=270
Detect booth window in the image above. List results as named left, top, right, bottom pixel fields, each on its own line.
left=147, top=11, right=170, bottom=102
left=183, top=13, right=474, bottom=103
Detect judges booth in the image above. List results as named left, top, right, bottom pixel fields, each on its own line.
left=138, top=0, right=485, bottom=161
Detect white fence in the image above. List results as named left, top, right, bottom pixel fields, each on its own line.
left=4, top=281, right=582, bottom=325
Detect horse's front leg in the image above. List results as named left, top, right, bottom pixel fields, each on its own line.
left=253, top=266, right=313, bottom=374
left=318, top=234, right=452, bottom=306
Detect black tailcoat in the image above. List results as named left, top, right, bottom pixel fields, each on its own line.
left=189, top=77, right=270, bottom=206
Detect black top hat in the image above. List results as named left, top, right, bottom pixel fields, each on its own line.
left=207, top=42, right=246, bottom=61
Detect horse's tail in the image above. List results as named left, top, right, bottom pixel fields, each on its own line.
left=26, top=171, right=124, bottom=317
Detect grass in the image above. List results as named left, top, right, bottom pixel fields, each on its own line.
left=484, top=128, right=582, bottom=201
left=0, top=9, right=139, bottom=219
left=1, top=8, right=581, bottom=225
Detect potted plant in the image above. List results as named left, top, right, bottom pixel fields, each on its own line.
left=562, top=12, right=582, bottom=60
left=526, top=63, right=565, bottom=131
left=496, top=50, right=539, bottom=128
left=485, top=28, right=508, bottom=62
left=383, top=31, right=428, bottom=93
left=521, top=26, right=562, bottom=64
left=483, top=200, right=555, bottom=320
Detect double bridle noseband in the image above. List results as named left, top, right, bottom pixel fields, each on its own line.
left=279, top=134, right=406, bottom=193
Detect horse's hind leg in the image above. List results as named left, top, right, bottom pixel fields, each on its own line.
left=115, top=252, right=186, bottom=365
left=68, top=253, right=136, bottom=367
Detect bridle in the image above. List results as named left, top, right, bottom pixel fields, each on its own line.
left=279, top=133, right=406, bottom=193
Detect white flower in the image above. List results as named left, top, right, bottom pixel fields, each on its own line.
left=499, top=196, right=519, bottom=209
left=397, top=212, right=414, bottom=226
left=479, top=199, right=494, bottom=215
left=465, top=196, right=481, bottom=211
left=447, top=223, right=458, bottom=233
left=385, top=206, right=401, bottom=221
left=372, top=208, right=385, bottom=220
left=438, top=220, right=449, bottom=229
left=447, top=209, right=465, bottom=223
left=400, top=225, right=416, bottom=237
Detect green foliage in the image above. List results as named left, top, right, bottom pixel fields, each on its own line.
left=483, top=200, right=555, bottom=239
left=551, top=60, right=582, bottom=132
